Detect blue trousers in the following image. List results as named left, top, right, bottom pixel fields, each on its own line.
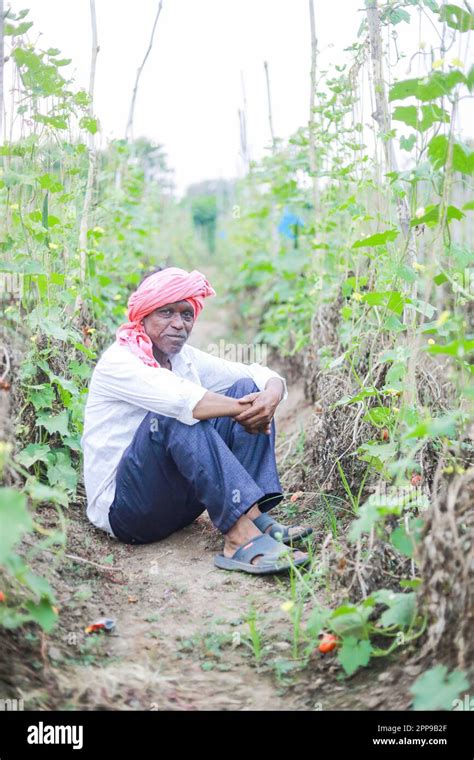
left=108, top=378, right=284, bottom=544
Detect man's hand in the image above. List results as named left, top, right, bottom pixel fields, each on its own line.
left=233, top=386, right=282, bottom=435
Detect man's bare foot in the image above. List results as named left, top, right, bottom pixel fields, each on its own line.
left=223, top=512, right=308, bottom=567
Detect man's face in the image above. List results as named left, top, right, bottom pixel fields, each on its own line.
left=142, top=300, right=195, bottom=355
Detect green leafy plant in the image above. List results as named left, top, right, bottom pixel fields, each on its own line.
left=410, top=665, right=469, bottom=710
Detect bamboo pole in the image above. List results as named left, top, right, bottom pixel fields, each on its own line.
left=0, top=0, right=4, bottom=145
left=263, top=60, right=280, bottom=260
left=263, top=60, right=276, bottom=151
left=125, top=0, right=164, bottom=141
left=365, top=0, right=410, bottom=237
left=238, top=69, right=250, bottom=173
left=75, top=0, right=99, bottom=317
left=365, top=0, right=416, bottom=342
left=308, top=0, right=319, bottom=217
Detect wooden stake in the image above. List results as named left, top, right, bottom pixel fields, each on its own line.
left=0, top=0, right=4, bottom=144
left=76, top=0, right=99, bottom=317
left=125, top=0, right=164, bottom=141
left=365, top=0, right=410, bottom=237
left=263, top=60, right=276, bottom=150
left=308, top=0, right=319, bottom=216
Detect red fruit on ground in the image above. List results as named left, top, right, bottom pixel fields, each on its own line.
left=318, top=634, right=338, bottom=653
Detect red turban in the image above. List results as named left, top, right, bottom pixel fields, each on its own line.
left=116, top=267, right=216, bottom=367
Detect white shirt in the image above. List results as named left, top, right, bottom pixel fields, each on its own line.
left=81, top=340, right=288, bottom=537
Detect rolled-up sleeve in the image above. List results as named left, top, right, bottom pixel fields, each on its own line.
left=186, top=345, right=288, bottom=401
left=91, top=349, right=208, bottom=425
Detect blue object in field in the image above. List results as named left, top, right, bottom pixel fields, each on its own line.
left=277, top=207, right=305, bottom=239
left=218, top=230, right=227, bottom=239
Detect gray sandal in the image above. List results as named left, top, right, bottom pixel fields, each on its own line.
left=252, top=512, right=313, bottom=544
left=214, top=533, right=310, bottom=575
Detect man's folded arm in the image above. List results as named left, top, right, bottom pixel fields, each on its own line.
left=92, top=358, right=208, bottom=425
left=92, top=354, right=253, bottom=424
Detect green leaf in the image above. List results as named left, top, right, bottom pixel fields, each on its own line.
left=384, top=315, right=406, bottom=333
left=330, top=605, right=372, bottom=638
left=73, top=341, right=97, bottom=359
left=73, top=90, right=91, bottom=107
left=306, top=606, right=330, bottom=638
left=410, top=204, right=465, bottom=226
left=15, top=443, right=52, bottom=468
left=28, top=384, right=55, bottom=411
left=333, top=387, right=379, bottom=407
left=411, top=665, right=469, bottom=710
left=391, top=521, right=421, bottom=558
left=29, top=317, right=69, bottom=341
left=403, top=412, right=458, bottom=439
left=0, top=488, right=33, bottom=563
left=384, top=361, right=407, bottom=389
left=393, top=104, right=450, bottom=132
left=400, top=134, right=416, bottom=151
left=38, top=173, right=63, bottom=193
left=24, top=598, right=58, bottom=633
left=427, top=339, right=474, bottom=358
left=386, top=8, right=410, bottom=24
left=337, top=637, right=372, bottom=676
left=467, top=65, right=474, bottom=92
left=62, top=436, right=82, bottom=452
left=35, top=410, right=69, bottom=437
left=379, top=345, right=411, bottom=363
left=12, top=47, right=42, bottom=68
left=68, top=360, right=91, bottom=380
left=358, top=441, right=397, bottom=462
left=363, top=406, right=391, bottom=427
left=439, top=4, right=474, bottom=32
left=428, top=135, right=474, bottom=174
left=79, top=116, right=98, bottom=134
left=0, top=608, right=34, bottom=629
left=19, top=260, right=46, bottom=275
left=400, top=578, right=422, bottom=590
left=394, top=263, right=417, bottom=283
left=362, top=291, right=404, bottom=315
left=19, top=566, right=55, bottom=601
left=352, top=229, right=399, bottom=248
left=4, top=21, right=34, bottom=36
left=375, top=591, right=417, bottom=627
left=24, top=479, right=69, bottom=507
left=32, top=114, right=68, bottom=130
left=50, top=374, right=79, bottom=395
left=405, top=296, right=437, bottom=319
left=47, top=452, right=77, bottom=492
left=389, top=70, right=465, bottom=102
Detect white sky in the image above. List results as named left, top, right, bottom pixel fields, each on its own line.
left=6, top=1, right=473, bottom=196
